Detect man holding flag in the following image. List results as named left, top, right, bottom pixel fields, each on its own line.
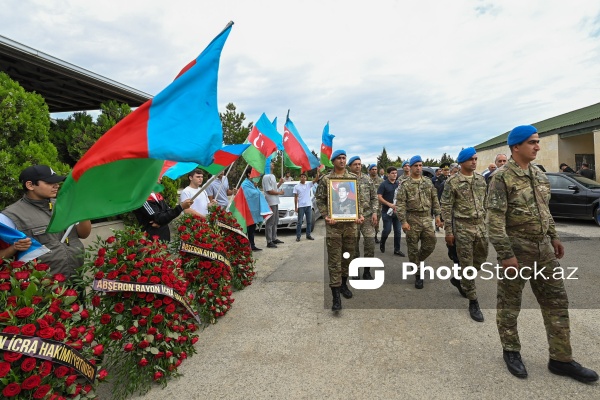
left=0, top=165, right=91, bottom=279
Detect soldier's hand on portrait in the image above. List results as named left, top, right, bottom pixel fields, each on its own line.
left=551, top=239, right=565, bottom=259
left=501, top=256, right=519, bottom=269
left=181, top=199, right=193, bottom=210
left=402, top=222, right=410, bottom=232
left=445, top=235, right=455, bottom=246
left=12, top=238, right=32, bottom=252
left=325, top=215, right=336, bottom=225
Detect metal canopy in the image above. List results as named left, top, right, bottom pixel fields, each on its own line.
left=0, top=35, right=152, bottom=113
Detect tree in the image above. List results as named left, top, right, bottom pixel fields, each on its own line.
left=440, top=152, right=455, bottom=166
left=220, top=102, right=253, bottom=145
left=0, top=72, right=69, bottom=208
left=376, top=147, right=393, bottom=171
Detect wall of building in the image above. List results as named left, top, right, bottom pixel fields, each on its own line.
left=476, top=134, right=560, bottom=173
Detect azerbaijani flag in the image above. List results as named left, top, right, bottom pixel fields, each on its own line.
left=320, top=122, right=334, bottom=168
left=283, top=117, right=320, bottom=172
left=47, top=23, right=233, bottom=233
left=228, top=179, right=272, bottom=232
left=242, top=113, right=282, bottom=175
left=160, top=143, right=250, bottom=180
left=283, top=151, right=301, bottom=171
left=0, top=222, right=50, bottom=262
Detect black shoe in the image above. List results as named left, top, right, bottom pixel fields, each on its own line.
left=306, top=236, right=314, bottom=240
left=548, top=359, right=599, bottom=383
left=273, top=239, right=284, bottom=244
left=415, top=278, right=424, bottom=289
left=394, top=250, right=406, bottom=257
left=267, top=242, right=278, bottom=248
left=340, top=277, right=353, bottom=299
left=362, top=268, right=373, bottom=280
left=450, top=278, right=467, bottom=298
left=331, top=287, right=342, bottom=311
left=503, top=351, right=528, bottom=379
left=374, top=235, right=380, bottom=244
left=380, top=242, right=385, bottom=253
left=468, top=299, right=484, bottom=322
left=251, top=246, right=262, bottom=251
left=296, top=237, right=300, bottom=242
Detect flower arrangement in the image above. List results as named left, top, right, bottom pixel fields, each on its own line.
left=77, top=229, right=200, bottom=399
left=0, top=259, right=106, bottom=399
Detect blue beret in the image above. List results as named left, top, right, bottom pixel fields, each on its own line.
left=367, top=164, right=377, bottom=171
left=507, top=125, right=537, bottom=146
left=457, top=147, right=476, bottom=163
left=330, top=149, right=346, bottom=161
left=409, top=155, right=422, bottom=166
left=401, top=161, right=409, bottom=167
left=347, top=155, right=361, bottom=166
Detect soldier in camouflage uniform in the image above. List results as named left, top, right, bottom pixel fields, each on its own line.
left=398, top=160, right=410, bottom=185
left=348, top=157, right=379, bottom=280
left=368, top=164, right=383, bottom=243
left=487, top=125, right=597, bottom=382
left=316, top=150, right=364, bottom=311
left=395, top=155, right=443, bottom=289
left=440, top=147, right=487, bottom=322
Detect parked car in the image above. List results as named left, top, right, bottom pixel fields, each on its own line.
left=259, top=181, right=321, bottom=231
left=546, top=172, right=600, bottom=226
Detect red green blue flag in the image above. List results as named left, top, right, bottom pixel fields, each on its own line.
left=242, top=113, right=282, bottom=175
left=228, top=179, right=272, bottom=233
left=160, top=143, right=250, bottom=179
left=283, top=116, right=320, bottom=172
left=320, top=122, right=334, bottom=168
left=47, top=23, right=233, bottom=232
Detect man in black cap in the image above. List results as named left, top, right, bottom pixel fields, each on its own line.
left=0, top=165, right=91, bottom=279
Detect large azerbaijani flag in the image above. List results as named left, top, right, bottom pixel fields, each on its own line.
left=47, top=23, right=233, bottom=232
left=320, top=122, right=334, bottom=168
left=283, top=116, right=320, bottom=172
left=160, top=143, right=250, bottom=180
left=242, top=113, right=282, bottom=174
left=228, top=179, right=272, bottom=233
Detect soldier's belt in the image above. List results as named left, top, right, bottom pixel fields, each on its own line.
left=509, top=233, right=547, bottom=242
left=454, top=216, right=485, bottom=223
left=407, top=210, right=430, bottom=216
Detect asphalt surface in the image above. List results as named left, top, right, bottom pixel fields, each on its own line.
left=110, top=218, right=600, bottom=399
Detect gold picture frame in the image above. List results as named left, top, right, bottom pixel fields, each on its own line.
left=328, top=178, right=358, bottom=220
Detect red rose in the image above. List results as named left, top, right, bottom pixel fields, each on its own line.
left=131, top=306, right=141, bottom=315
left=138, top=340, right=150, bottom=349
left=32, top=296, right=43, bottom=305
left=92, top=295, right=101, bottom=307
left=53, top=329, right=66, bottom=341
left=84, top=332, right=94, bottom=343
left=15, top=270, right=30, bottom=279
left=98, top=369, right=108, bottom=380
left=95, top=271, right=105, bottom=279
left=65, top=374, right=77, bottom=386
left=191, top=337, right=199, bottom=345
left=15, top=307, right=35, bottom=318
left=33, top=385, right=51, bottom=399
left=94, top=257, right=105, bottom=267
left=53, top=273, right=66, bottom=282
left=4, top=351, right=22, bottom=362
left=70, top=340, right=83, bottom=350
left=127, top=326, right=138, bottom=335
left=34, top=263, right=50, bottom=271
left=80, top=309, right=90, bottom=319
left=3, top=326, right=20, bottom=334
left=153, top=371, right=163, bottom=381
left=37, top=327, right=55, bottom=339
left=124, top=343, right=134, bottom=352
left=139, top=318, right=148, bottom=326
left=109, top=331, right=122, bottom=340
left=54, top=365, right=69, bottom=378
left=140, top=307, right=151, bottom=316
left=59, top=310, right=72, bottom=320
left=138, top=358, right=148, bottom=367
left=21, top=357, right=37, bottom=372
left=100, top=314, right=111, bottom=324
left=114, top=303, right=125, bottom=313
left=22, top=374, right=41, bottom=389
left=97, top=247, right=106, bottom=257
left=39, top=360, right=52, bottom=377
left=147, top=327, right=157, bottom=334
left=106, top=236, right=116, bottom=244
left=152, top=314, right=164, bottom=324
left=149, top=276, right=161, bottom=284
left=83, top=384, right=92, bottom=394
left=2, top=382, right=21, bottom=397
left=153, top=299, right=163, bottom=308
left=0, top=361, right=10, bottom=377
left=155, top=333, right=164, bottom=340
left=109, top=258, right=118, bottom=265
left=0, top=311, right=10, bottom=321
left=1, top=282, right=13, bottom=291
left=93, top=344, right=104, bottom=356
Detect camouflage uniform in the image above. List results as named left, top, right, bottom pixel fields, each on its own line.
left=440, top=172, right=488, bottom=300
left=369, top=175, right=384, bottom=237
left=487, top=158, right=571, bottom=362
left=355, top=174, right=379, bottom=258
left=316, top=170, right=363, bottom=287
left=395, top=177, right=440, bottom=265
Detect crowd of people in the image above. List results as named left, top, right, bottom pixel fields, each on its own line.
left=314, top=125, right=598, bottom=384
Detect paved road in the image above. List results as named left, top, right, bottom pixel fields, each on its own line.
left=119, top=218, right=599, bottom=399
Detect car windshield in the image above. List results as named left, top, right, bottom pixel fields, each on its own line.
left=570, top=175, right=600, bottom=189
left=281, top=184, right=296, bottom=197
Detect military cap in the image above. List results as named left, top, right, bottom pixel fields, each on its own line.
left=347, top=155, right=361, bottom=166
left=330, top=149, right=346, bottom=161
left=507, top=125, right=537, bottom=146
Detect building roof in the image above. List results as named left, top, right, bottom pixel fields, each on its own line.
left=0, top=35, right=152, bottom=113
left=475, top=101, right=600, bottom=150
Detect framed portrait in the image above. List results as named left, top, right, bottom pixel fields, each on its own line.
left=328, top=178, right=358, bottom=220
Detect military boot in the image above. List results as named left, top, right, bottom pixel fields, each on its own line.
left=548, top=359, right=599, bottom=383
left=331, top=287, right=342, bottom=311
left=503, top=350, right=527, bottom=378
left=450, top=277, right=467, bottom=298
left=415, top=269, right=424, bottom=289
left=468, top=299, right=484, bottom=322
left=340, top=277, right=353, bottom=299
left=362, top=267, right=373, bottom=280
left=374, top=234, right=380, bottom=244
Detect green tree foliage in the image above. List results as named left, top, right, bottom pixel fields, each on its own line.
left=440, top=152, right=455, bottom=166
left=0, top=72, right=69, bottom=208
left=376, top=147, right=393, bottom=171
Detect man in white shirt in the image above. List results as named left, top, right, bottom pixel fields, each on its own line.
left=206, top=171, right=236, bottom=208
left=293, top=172, right=318, bottom=241
left=262, top=161, right=284, bottom=248
left=180, top=169, right=213, bottom=219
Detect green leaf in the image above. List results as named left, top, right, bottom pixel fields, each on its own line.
left=149, top=347, right=159, bottom=355
left=62, top=295, right=77, bottom=305
left=115, top=325, right=124, bottom=331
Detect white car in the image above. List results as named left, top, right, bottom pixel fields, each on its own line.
left=259, top=181, right=321, bottom=232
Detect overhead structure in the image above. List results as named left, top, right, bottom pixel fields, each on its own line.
left=0, top=35, right=151, bottom=113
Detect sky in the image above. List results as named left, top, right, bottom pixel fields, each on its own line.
left=2, top=0, right=600, bottom=164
